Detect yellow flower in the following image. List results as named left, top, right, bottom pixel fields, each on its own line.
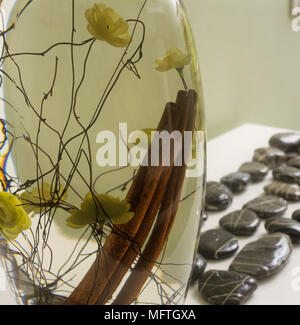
left=20, top=182, right=68, bottom=214
left=0, top=192, right=31, bottom=240
left=66, top=192, right=134, bottom=229
left=155, top=47, right=191, bottom=72
left=142, top=128, right=156, bottom=144
left=85, top=3, right=130, bottom=47
left=133, top=128, right=156, bottom=147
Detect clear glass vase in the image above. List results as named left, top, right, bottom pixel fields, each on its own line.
left=0, top=0, right=206, bottom=305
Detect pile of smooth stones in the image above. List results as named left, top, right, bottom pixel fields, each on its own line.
left=191, top=132, right=300, bottom=305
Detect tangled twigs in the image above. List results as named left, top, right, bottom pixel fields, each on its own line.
left=64, top=99, right=176, bottom=305
left=64, top=89, right=197, bottom=305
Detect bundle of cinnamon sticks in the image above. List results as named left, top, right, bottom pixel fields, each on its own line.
left=64, top=89, right=197, bottom=305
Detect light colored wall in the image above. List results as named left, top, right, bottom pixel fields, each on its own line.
left=183, top=0, right=300, bottom=139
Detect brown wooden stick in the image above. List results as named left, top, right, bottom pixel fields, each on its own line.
left=96, top=166, right=174, bottom=304
left=64, top=100, right=181, bottom=305
left=112, top=90, right=197, bottom=305
left=112, top=168, right=179, bottom=305
left=95, top=100, right=185, bottom=304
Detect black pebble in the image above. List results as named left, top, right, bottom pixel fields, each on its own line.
left=288, top=156, right=300, bottom=169
left=272, top=165, right=300, bottom=184
left=292, top=209, right=300, bottom=222
left=265, top=217, right=300, bottom=243
left=198, top=270, right=258, bottom=305
left=198, top=228, right=239, bottom=260
left=238, top=161, right=269, bottom=182
left=205, top=181, right=233, bottom=211
left=286, top=152, right=299, bottom=161
left=229, top=233, right=292, bottom=279
left=190, top=253, right=207, bottom=285
left=219, top=209, right=260, bottom=236
left=264, top=181, right=300, bottom=202
left=221, top=172, right=251, bottom=193
left=243, top=195, right=288, bottom=218
left=252, top=147, right=286, bottom=169
left=269, top=132, right=300, bottom=153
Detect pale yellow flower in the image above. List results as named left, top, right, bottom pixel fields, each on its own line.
left=66, top=192, right=134, bottom=229
left=20, top=182, right=68, bottom=214
left=132, top=128, right=156, bottom=147
left=0, top=191, right=31, bottom=240
left=85, top=3, right=130, bottom=47
left=155, top=47, right=191, bottom=72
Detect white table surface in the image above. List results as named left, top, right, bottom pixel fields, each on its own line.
left=185, top=123, right=300, bottom=305
left=1, top=123, right=300, bottom=305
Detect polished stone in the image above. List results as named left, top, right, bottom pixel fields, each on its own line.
left=229, top=233, right=292, bottom=279
left=287, top=156, right=300, bottom=169
left=198, top=270, right=257, bottom=305
left=286, top=152, right=299, bottom=161
left=252, top=147, right=286, bottom=169
left=221, top=172, right=251, bottom=193
left=198, top=228, right=239, bottom=260
left=219, top=209, right=260, bottom=236
left=238, top=161, right=269, bottom=182
left=205, top=181, right=233, bottom=211
left=265, top=217, right=300, bottom=243
left=269, top=132, right=300, bottom=153
left=190, top=253, right=207, bottom=285
left=264, top=181, right=300, bottom=201
left=292, top=209, right=300, bottom=222
left=243, top=195, right=288, bottom=218
left=272, top=165, right=300, bottom=184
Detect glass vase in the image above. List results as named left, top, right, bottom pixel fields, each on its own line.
left=0, top=0, right=206, bottom=305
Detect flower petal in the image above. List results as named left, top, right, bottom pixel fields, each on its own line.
left=66, top=209, right=95, bottom=229
left=0, top=192, right=31, bottom=240
left=85, top=3, right=130, bottom=48
left=113, top=212, right=134, bottom=225
left=66, top=192, right=134, bottom=229
left=155, top=47, right=191, bottom=72
left=19, top=182, right=68, bottom=214
left=111, top=18, right=129, bottom=36
left=155, top=58, right=171, bottom=72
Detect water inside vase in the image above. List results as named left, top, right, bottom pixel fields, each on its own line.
left=0, top=0, right=205, bottom=305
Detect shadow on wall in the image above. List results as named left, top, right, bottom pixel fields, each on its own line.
left=183, top=0, right=300, bottom=139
